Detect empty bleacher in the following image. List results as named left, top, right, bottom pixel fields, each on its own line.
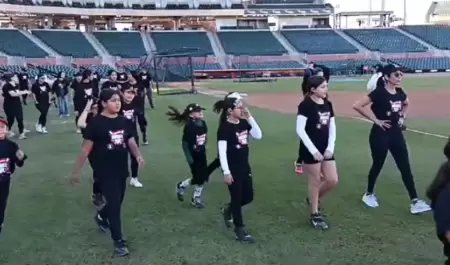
left=218, top=31, right=287, bottom=55
left=93, top=31, right=146, bottom=58
left=343, top=29, right=428, bottom=53
left=232, top=60, right=301, bottom=69
left=32, top=30, right=98, bottom=58
left=0, top=29, right=48, bottom=57
left=399, top=25, right=450, bottom=50
left=281, top=30, right=358, bottom=54
left=313, top=59, right=380, bottom=74
left=151, top=31, right=214, bottom=54
left=389, top=57, right=450, bottom=70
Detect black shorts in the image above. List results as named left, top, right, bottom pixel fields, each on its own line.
left=189, top=155, right=208, bottom=185
left=298, top=144, right=335, bottom=165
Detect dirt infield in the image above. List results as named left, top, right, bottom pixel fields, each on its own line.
left=245, top=89, right=450, bottom=119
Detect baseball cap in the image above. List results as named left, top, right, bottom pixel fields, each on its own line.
left=226, top=91, right=243, bottom=100
left=382, top=64, right=402, bottom=76
left=186, top=103, right=205, bottom=113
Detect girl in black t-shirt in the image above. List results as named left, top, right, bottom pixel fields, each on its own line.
left=170, top=103, right=208, bottom=208
left=52, top=72, right=70, bottom=118
left=353, top=64, right=430, bottom=214
left=2, top=74, right=29, bottom=139
left=296, top=76, right=338, bottom=230
left=31, top=74, right=52, bottom=134
left=101, top=70, right=120, bottom=91
left=129, top=78, right=149, bottom=145
left=120, top=85, right=144, bottom=188
left=214, top=96, right=262, bottom=243
left=71, top=89, right=144, bottom=257
left=73, top=70, right=96, bottom=133
left=77, top=99, right=103, bottom=208
left=0, top=116, right=27, bottom=236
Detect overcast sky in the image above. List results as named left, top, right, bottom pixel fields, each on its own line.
left=325, top=0, right=434, bottom=24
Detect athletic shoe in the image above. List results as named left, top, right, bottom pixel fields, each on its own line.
left=94, top=214, right=109, bottom=233
left=221, top=206, right=233, bottom=228
left=23, top=129, right=30, bottom=133
left=410, top=199, right=431, bottom=214
left=36, top=124, right=42, bottom=133
left=91, top=193, right=104, bottom=209
left=143, top=140, right=149, bottom=145
left=7, top=132, right=15, bottom=138
left=362, top=193, right=379, bottom=208
left=294, top=161, right=303, bottom=174
left=129, top=177, right=143, bottom=188
left=234, top=227, right=255, bottom=244
left=176, top=182, right=185, bottom=201
left=310, top=213, right=329, bottom=230
left=18, top=133, right=26, bottom=140
left=76, top=129, right=81, bottom=134
left=113, top=239, right=130, bottom=257
left=191, top=196, right=204, bottom=209
left=41, top=127, right=48, bottom=134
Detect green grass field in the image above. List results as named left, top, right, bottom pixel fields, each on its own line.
left=0, top=76, right=449, bottom=265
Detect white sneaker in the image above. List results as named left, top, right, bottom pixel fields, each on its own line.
left=18, top=133, right=26, bottom=140
left=410, top=199, right=431, bottom=214
left=76, top=129, right=81, bottom=134
left=23, top=129, right=30, bottom=133
left=36, top=124, right=42, bottom=133
left=41, top=127, right=48, bottom=134
left=362, top=193, right=379, bottom=208
left=7, top=131, right=15, bottom=138
left=130, top=178, right=143, bottom=188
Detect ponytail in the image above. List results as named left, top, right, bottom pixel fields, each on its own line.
left=213, top=99, right=228, bottom=124
left=375, top=76, right=385, bottom=89
left=166, top=106, right=190, bottom=126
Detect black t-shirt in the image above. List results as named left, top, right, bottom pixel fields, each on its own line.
left=31, top=82, right=52, bottom=105
left=52, top=79, right=69, bottom=97
left=74, top=81, right=95, bottom=111
left=182, top=119, right=208, bottom=157
left=138, top=73, right=151, bottom=91
left=368, top=87, right=406, bottom=130
left=101, top=80, right=120, bottom=91
left=2, top=83, right=22, bottom=106
left=84, top=115, right=133, bottom=178
left=81, top=112, right=95, bottom=138
left=117, top=72, right=128, bottom=82
left=120, top=99, right=139, bottom=137
left=18, top=73, right=29, bottom=90
left=217, top=119, right=252, bottom=172
left=0, top=139, right=22, bottom=182
left=297, top=97, right=334, bottom=150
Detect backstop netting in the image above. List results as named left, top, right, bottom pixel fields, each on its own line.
left=139, top=48, right=208, bottom=96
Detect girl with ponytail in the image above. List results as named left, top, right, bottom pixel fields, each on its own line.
left=427, top=138, right=450, bottom=265
left=171, top=103, right=209, bottom=208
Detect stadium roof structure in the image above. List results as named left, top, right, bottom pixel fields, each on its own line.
left=244, top=3, right=333, bottom=17
left=335, top=10, right=394, bottom=16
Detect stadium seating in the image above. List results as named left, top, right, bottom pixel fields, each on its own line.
left=39, top=65, right=78, bottom=76
left=281, top=30, right=358, bottom=54
left=388, top=57, right=450, bottom=70
left=151, top=31, right=214, bottom=55
left=343, top=29, right=428, bottom=53
left=254, top=0, right=314, bottom=3
left=313, top=59, right=380, bottom=74
left=93, top=31, right=146, bottom=58
left=232, top=60, right=302, bottom=69
left=0, top=29, right=48, bottom=57
left=217, top=31, right=287, bottom=55
left=399, top=25, right=450, bottom=50
left=81, top=64, right=116, bottom=77
left=32, top=30, right=98, bottom=58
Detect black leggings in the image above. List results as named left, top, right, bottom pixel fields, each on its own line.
left=439, top=234, right=450, bottom=265
left=226, top=169, right=254, bottom=228
left=129, top=136, right=139, bottom=178
left=35, top=103, right=50, bottom=127
left=190, top=156, right=208, bottom=185
left=4, top=104, right=24, bottom=134
left=88, top=156, right=102, bottom=195
left=0, top=178, right=11, bottom=235
left=137, top=113, right=147, bottom=141
left=98, top=176, right=126, bottom=241
left=146, top=87, right=154, bottom=108
left=366, top=126, right=418, bottom=200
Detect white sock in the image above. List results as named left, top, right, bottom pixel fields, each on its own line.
left=193, top=185, right=203, bottom=198
left=181, top=178, right=191, bottom=188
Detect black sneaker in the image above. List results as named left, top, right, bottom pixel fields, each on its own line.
left=305, top=197, right=323, bottom=213
left=191, top=197, right=204, bottom=209
left=234, top=227, right=256, bottom=244
left=94, top=214, right=109, bottom=233
left=176, top=182, right=185, bottom=202
left=92, top=193, right=104, bottom=209
left=310, top=213, right=329, bottom=230
left=114, top=239, right=130, bottom=257
left=221, top=206, right=233, bottom=228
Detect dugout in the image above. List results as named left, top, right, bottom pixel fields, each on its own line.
left=139, top=47, right=210, bottom=96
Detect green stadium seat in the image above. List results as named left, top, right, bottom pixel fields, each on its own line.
left=281, top=30, right=358, bottom=54
left=93, top=31, right=146, bottom=58
left=399, top=25, right=450, bottom=50
left=217, top=31, right=287, bottom=56
left=32, top=30, right=98, bottom=58
left=0, top=29, right=48, bottom=57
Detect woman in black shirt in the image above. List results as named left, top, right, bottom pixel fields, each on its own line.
left=170, top=103, right=208, bottom=208
left=71, top=89, right=144, bottom=257
left=101, top=70, right=120, bottom=91
left=73, top=70, right=96, bottom=133
left=215, top=96, right=262, bottom=243
left=427, top=138, right=450, bottom=265
left=18, top=72, right=30, bottom=105
left=296, top=76, right=338, bottom=230
left=353, top=64, right=430, bottom=214
left=0, top=116, right=27, bottom=236
left=2, top=73, right=29, bottom=139
left=31, top=74, right=52, bottom=134
left=52, top=72, right=70, bottom=118
left=120, top=84, right=144, bottom=188
left=138, top=69, right=154, bottom=109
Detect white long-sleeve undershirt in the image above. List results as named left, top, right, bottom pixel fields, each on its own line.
left=296, top=115, right=336, bottom=155
left=326, top=117, right=336, bottom=153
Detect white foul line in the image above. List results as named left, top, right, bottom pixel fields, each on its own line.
left=343, top=115, right=448, bottom=139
